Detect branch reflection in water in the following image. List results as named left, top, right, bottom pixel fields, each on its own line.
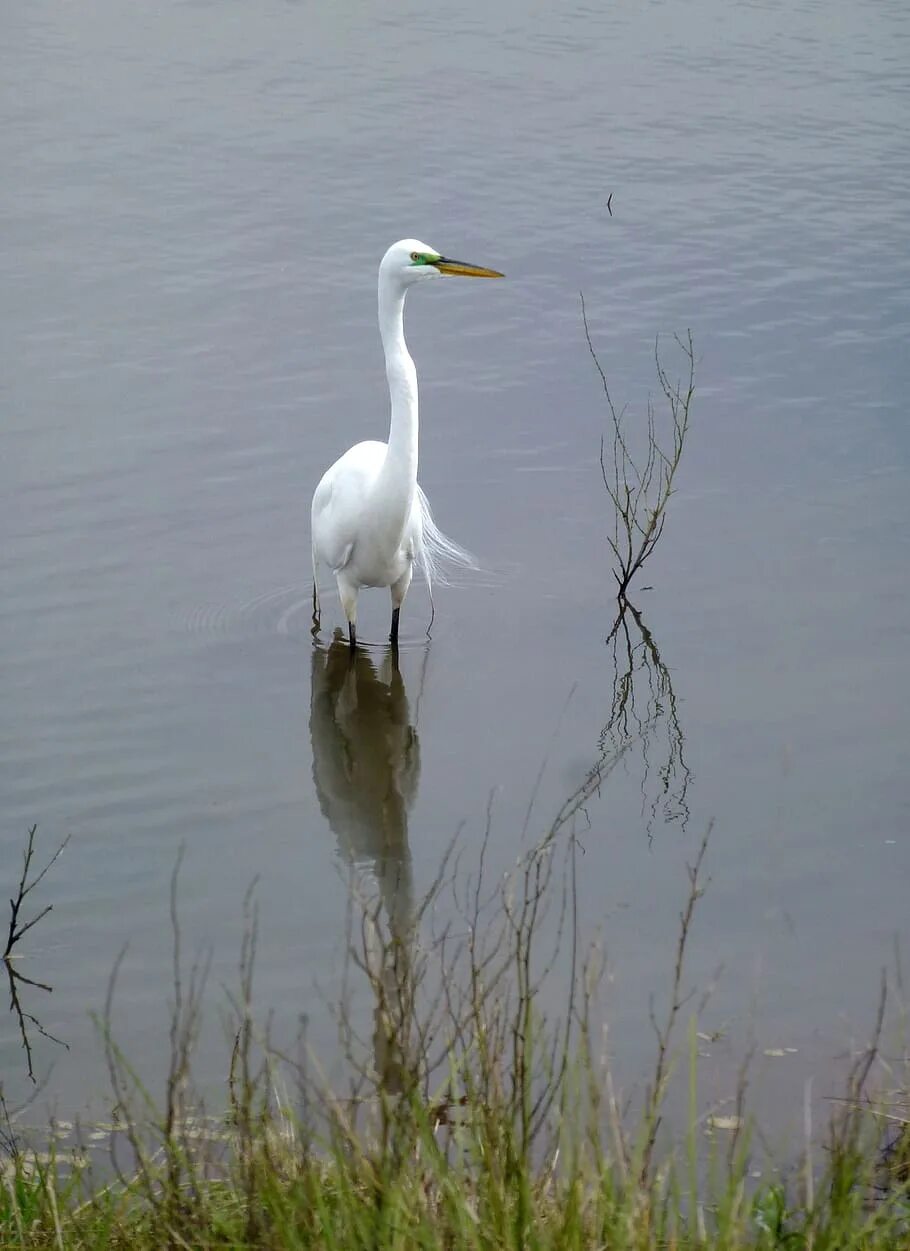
left=603, top=598, right=692, bottom=837
left=542, top=598, right=691, bottom=847
left=309, top=634, right=424, bottom=1096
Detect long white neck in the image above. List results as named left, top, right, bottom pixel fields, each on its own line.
left=377, top=275, right=418, bottom=509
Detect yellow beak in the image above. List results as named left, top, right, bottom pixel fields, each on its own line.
left=434, top=257, right=505, bottom=278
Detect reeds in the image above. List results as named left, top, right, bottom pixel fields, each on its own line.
left=2, top=815, right=908, bottom=1249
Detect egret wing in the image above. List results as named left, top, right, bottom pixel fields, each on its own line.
left=311, top=440, right=387, bottom=573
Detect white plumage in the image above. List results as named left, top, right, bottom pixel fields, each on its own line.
left=310, top=238, right=503, bottom=647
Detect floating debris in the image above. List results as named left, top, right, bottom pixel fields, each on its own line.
left=707, top=1114, right=743, bottom=1132
left=1, top=1149, right=88, bottom=1182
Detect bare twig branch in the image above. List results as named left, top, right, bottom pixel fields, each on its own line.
left=582, top=296, right=695, bottom=599
left=3, top=825, right=70, bottom=1082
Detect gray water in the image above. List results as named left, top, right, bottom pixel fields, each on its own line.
left=2, top=0, right=909, bottom=1136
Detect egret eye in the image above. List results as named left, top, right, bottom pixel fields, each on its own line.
left=410, top=251, right=420, bottom=262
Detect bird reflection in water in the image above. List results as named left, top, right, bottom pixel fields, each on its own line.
left=309, top=633, right=422, bottom=1095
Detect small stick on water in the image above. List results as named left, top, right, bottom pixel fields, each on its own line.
left=606, top=192, right=613, bottom=217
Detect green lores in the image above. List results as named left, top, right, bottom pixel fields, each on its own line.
left=408, top=248, right=505, bottom=278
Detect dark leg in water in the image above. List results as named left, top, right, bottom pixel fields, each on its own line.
left=348, top=620, right=357, bottom=649
left=389, top=607, right=400, bottom=646
left=311, top=582, right=321, bottom=636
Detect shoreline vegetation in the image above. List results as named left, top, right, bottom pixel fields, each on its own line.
left=2, top=821, right=909, bottom=1249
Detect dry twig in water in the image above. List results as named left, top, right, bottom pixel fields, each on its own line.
left=3, top=824, right=69, bottom=1082
left=581, top=293, right=695, bottom=602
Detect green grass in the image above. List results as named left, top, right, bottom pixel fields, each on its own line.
left=3, top=831, right=908, bottom=1249
left=2, top=1086, right=909, bottom=1249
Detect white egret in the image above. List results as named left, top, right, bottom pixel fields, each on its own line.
left=310, top=239, right=504, bottom=648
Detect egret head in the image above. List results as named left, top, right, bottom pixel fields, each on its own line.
left=380, top=238, right=504, bottom=289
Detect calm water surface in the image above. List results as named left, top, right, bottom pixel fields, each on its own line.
left=2, top=0, right=909, bottom=1135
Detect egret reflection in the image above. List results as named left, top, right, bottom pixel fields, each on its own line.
left=309, top=635, right=421, bottom=1093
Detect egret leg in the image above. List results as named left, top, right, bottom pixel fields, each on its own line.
left=389, top=566, right=412, bottom=646
left=311, top=549, right=321, bottom=631
left=311, top=580, right=321, bottom=636
left=338, top=577, right=359, bottom=651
